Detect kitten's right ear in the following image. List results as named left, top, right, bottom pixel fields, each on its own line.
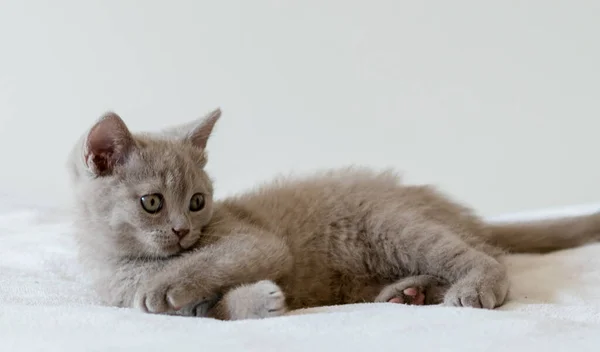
left=84, top=112, right=135, bottom=176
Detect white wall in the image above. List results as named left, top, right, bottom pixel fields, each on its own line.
left=1, top=0, right=599, bottom=216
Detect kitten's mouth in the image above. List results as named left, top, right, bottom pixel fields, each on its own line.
left=161, top=243, right=184, bottom=256
left=179, top=234, right=199, bottom=249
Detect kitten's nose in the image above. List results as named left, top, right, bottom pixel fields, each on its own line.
left=172, top=227, right=190, bottom=238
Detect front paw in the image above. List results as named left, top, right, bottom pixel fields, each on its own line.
left=219, top=280, right=288, bottom=320
left=134, top=279, right=212, bottom=314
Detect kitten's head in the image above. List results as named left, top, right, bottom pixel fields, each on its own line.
left=68, top=109, right=221, bottom=259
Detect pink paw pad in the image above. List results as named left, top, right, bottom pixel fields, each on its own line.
left=387, top=287, right=426, bottom=306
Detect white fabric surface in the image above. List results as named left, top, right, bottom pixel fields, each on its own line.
left=2, top=199, right=600, bottom=351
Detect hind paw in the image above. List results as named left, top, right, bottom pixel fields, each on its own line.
left=375, top=275, right=448, bottom=306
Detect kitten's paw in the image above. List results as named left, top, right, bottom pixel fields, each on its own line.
left=134, top=283, right=170, bottom=313
left=375, top=275, right=448, bottom=306
left=134, top=279, right=210, bottom=314
left=220, top=280, right=287, bottom=320
left=386, top=287, right=426, bottom=305
left=443, top=268, right=509, bottom=309
left=176, top=296, right=222, bottom=317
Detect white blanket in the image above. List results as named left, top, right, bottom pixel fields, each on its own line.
left=2, top=199, right=600, bottom=351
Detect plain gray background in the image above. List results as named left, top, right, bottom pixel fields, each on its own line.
left=1, top=0, right=599, bottom=216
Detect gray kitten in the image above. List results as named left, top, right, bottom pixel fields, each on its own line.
left=67, top=109, right=600, bottom=320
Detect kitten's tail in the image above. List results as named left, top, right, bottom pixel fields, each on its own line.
left=484, top=211, right=600, bottom=253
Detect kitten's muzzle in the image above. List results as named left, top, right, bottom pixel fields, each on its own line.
left=178, top=231, right=200, bottom=250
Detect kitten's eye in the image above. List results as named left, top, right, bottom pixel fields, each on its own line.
left=140, top=194, right=163, bottom=214
left=189, top=193, right=205, bottom=212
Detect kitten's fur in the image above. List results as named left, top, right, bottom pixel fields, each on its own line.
left=67, top=109, right=600, bottom=320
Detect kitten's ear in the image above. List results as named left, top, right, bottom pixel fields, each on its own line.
left=186, top=108, right=221, bottom=150
left=84, top=112, right=135, bottom=176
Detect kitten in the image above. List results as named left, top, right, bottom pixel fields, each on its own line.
left=67, top=109, right=600, bottom=320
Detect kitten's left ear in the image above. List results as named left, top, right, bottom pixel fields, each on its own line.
left=186, top=108, right=221, bottom=150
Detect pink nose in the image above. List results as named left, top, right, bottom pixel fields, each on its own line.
left=172, top=228, right=190, bottom=238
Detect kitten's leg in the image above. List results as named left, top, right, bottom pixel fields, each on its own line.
left=134, top=232, right=292, bottom=314
left=379, top=223, right=509, bottom=309
left=207, top=280, right=288, bottom=320
left=375, top=275, right=448, bottom=306
left=410, top=229, right=509, bottom=309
